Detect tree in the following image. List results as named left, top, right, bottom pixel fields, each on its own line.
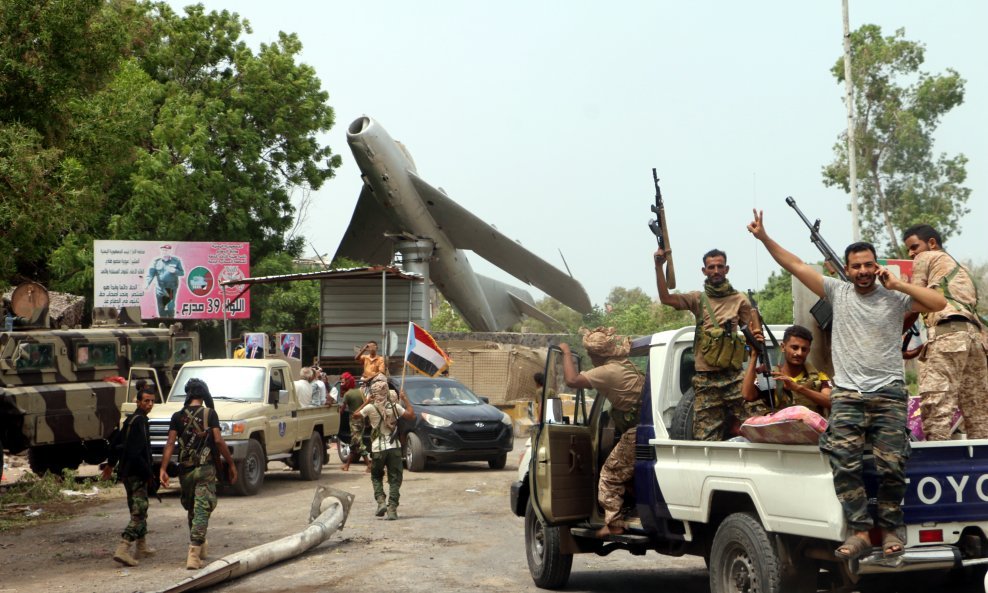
left=754, top=270, right=794, bottom=325
left=822, top=25, right=969, bottom=255
left=430, top=296, right=470, bottom=333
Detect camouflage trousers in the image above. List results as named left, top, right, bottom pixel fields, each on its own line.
left=179, top=464, right=218, bottom=545
left=693, top=368, right=760, bottom=441
left=819, top=383, right=910, bottom=533
left=350, top=416, right=369, bottom=459
left=598, top=429, right=635, bottom=527
left=919, top=327, right=988, bottom=440
left=122, top=476, right=149, bottom=541
left=370, top=448, right=404, bottom=508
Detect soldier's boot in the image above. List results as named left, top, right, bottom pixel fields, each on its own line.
left=186, top=545, right=203, bottom=570
left=385, top=505, right=398, bottom=521
left=375, top=497, right=387, bottom=517
left=200, top=540, right=208, bottom=559
left=135, top=537, right=156, bottom=559
left=113, top=539, right=139, bottom=567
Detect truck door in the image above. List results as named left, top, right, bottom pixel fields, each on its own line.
left=530, top=347, right=594, bottom=524
left=265, top=366, right=295, bottom=453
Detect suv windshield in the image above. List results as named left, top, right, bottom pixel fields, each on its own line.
left=168, top=367, right=266, bottom=403
left=405, top=380, right=482, bottom=406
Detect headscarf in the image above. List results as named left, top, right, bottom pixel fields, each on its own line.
left=581, top=326, right=630, bottom=359
left=704, top=278, right=737, bottom=298
left=340, top=372, right=356, bottom=392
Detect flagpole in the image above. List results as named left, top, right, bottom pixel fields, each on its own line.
left=400, top=321, right=412, bottom=395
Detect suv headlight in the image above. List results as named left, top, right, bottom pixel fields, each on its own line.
left=500, top=412, right=512, bottom=426
left=422, top=412, right=452, bottom=428
left=220, top=421, right=246, bottom=437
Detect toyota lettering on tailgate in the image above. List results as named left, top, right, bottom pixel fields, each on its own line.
left=902, top=444, right=988, bottom=524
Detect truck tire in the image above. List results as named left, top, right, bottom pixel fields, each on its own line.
left=525, top=502, right=572, bottom=589
left=336, top=438, right=351, bottom=463
left=404, top=433, right=426, bottom=472
left=231, top=439, right=265, bottom=496
left=710, top=512, right=782, bottom=593
left=298, top=431, right=323, bottom=481
left=669, top=387, right=695, bottom=440
left=488, top=452, right=507, bottom=470
left=28, top=444, right=83, bottom=476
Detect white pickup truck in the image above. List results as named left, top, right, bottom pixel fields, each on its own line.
left=510, top=326, right=988, bottom=592
left=145, top=358, right=340, bottom=496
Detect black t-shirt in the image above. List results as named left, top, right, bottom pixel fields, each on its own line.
left=168, top=405, right=220, bottom=433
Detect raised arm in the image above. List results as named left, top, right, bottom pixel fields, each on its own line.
left=877, top=268, right=947, bottom=313
left=741, top=348, right=761, bottom=402
left=654, top=249, right=687, bottom=309
left=558, top=343, right=592, bottom=390
left=747, top=210, right=825, bottom=298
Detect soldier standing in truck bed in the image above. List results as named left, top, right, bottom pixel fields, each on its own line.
left=903, top=224, right=988, bottom=440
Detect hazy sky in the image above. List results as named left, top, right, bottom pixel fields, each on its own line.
left=174, top=1, right=986, bottom=308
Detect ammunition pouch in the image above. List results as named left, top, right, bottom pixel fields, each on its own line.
left=697, top=293, right=745, bottom=370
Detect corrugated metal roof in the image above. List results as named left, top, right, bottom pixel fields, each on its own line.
left=219, top=266, right=423, bottom=286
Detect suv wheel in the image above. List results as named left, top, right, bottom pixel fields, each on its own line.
left=488, top=452, right=507, bottom=470
left=404, top=433, right=426, bottom=472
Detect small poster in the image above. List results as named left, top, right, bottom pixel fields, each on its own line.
left=244, top=333, right=267, bottom=359
left=278, top=332, right=302, bottom=360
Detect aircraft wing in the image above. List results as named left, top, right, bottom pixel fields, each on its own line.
left=333, top=184, right=399, bottom=266
left=408, top=171, right=592, bottom=313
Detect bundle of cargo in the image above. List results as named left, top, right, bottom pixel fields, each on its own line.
left=439, top=341, right=546, bottom=406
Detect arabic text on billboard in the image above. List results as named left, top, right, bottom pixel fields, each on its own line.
left=94, top=241, right=250, bottom=320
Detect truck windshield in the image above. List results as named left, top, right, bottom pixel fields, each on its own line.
left=168, top=367, right=266, bottom=403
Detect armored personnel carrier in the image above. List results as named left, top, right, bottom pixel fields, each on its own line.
left=0, top=282, right=198, bottom=475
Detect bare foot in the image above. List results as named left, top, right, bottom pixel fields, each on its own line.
left=341, top=463, right=350, bottom=472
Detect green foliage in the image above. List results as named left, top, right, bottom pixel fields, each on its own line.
left=430, top=297, right=471, bottom=333
left=237, top=252, right=321, bottom=358
left=753, top=270, right=794, bottom=325
left=822, top=25, right=969, bottom=255
left=524, top=286, right=692, bottom=337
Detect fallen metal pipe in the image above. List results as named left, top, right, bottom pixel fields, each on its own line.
left=146, top=486, right=354, bottom=593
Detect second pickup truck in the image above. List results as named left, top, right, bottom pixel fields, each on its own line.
left=146, top=358, right=340, bottom=495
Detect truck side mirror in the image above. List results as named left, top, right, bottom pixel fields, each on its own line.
left=278, top=389, right=289, bottom=405
left=544, top=398, right=564, bottom=424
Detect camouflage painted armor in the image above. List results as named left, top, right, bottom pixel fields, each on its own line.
left=0, top=292, right=198, bottom=475
left=122, top=475, right=150, bottom=541
left=179, top=464, right=218, bottom=545
left=819, top=383, right=910, bottom=533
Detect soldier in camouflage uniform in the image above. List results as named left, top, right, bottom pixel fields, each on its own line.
left=903, top=224, right=988, bottom=440
left=749, top=210, right=946, bottom=560
left=654, top=247, right=758, bottom=440
left=159, top=379, right=237, bottom=569
left=103, top=384, right=158, bottom=567
left=560, top=327, right=645, bottom=537
left=340, top=372, right=371, bottom=472
left=741, top=324, right=832, bottom=416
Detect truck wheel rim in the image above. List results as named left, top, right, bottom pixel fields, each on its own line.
left=311, top=441, right=322, bottom=470
left=725, top=544, right=755, bottom=592
left=531, top=520, right=546, bottom=563
left=246, top=454, right=261, bottom=483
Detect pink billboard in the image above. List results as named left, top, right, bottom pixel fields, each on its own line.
left=94, top=241, right=250, bottom=320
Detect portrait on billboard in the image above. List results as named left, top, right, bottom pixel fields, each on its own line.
left=244, top=333, right=266, bottom=359
left=279, top=333, right=302, bottom=360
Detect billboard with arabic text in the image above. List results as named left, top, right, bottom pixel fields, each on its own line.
left=94, top=240, right=250, bottom=320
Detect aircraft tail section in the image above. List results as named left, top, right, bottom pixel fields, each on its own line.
left=476, top=274, right=563, bottom=331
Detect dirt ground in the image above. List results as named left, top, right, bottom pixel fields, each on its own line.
left=1, top=439, right=983, bottom=593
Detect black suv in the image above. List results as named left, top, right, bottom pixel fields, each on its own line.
left=399, top=376, right=513, bottom=471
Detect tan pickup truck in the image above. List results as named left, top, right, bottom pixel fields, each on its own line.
left=145, top=358, right=340, bottom=495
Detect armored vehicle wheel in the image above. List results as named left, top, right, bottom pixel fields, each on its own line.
left=669, top=387, right=695, bottom=440
left=710, top=512, right=782, bottom=593
left=525, top=502, right=572, bottom=589
left=298, top=431, right=323, bottom=481
left=404, top=433, right=426, bottom=472
left=488, top=452, right=507, bottom=470
left=28, top=444, right=82, bottom=476
left=230, top=439, right=265, bottom=496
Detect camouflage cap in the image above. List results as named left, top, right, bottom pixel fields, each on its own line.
left=581, top=326, right=630, bottom=358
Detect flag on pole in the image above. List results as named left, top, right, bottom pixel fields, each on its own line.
left=404, top=322, right=451, bottom=377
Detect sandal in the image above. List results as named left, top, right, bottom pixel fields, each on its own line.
left=834, top=534, right=873, bottom=560
left=882, top=532, right=905, bottom=558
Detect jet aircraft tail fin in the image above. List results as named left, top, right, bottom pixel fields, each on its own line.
left=476, top=274, right=564, bottom=331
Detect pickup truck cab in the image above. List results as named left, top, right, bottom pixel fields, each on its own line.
left=146, top=358, right=340, bottom=495
left=511, top=326, right=988, bottom=592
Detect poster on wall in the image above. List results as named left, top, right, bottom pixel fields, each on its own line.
left=94, top=241, right=250, bottom=320
left=277, top=332, right=302, bottom=360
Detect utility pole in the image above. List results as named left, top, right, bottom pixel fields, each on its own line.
left=842, top=0, right=861, bottom=241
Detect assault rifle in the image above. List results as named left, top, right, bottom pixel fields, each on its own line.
left=649, top=169, right=676, bottom=289
left=743, top=289, right=779, bottom=411
left=785, top=196, right=847, bottom=329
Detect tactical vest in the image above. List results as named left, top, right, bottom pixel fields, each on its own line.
left=177, top=406, right=213, bottom=468
left=774, top=365, right=825, bottom=411
left=696, top=293, right=745, bottom=371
